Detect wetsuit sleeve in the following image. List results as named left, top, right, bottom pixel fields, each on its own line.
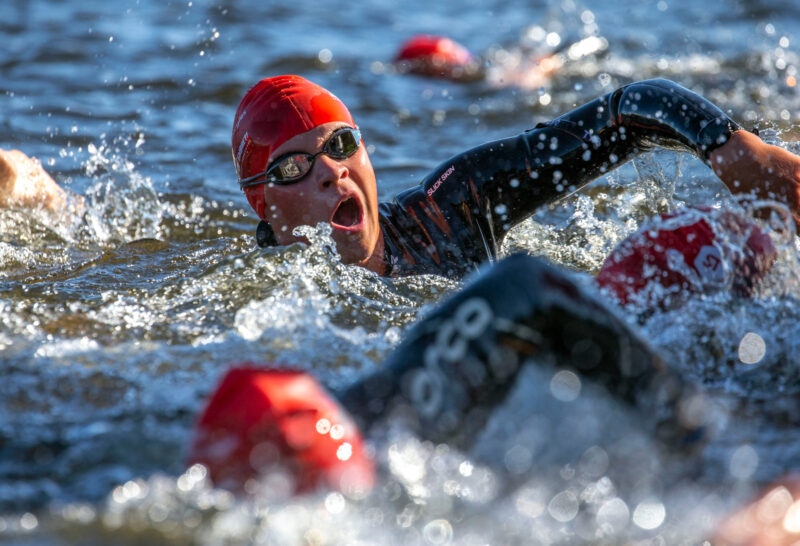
left=338, top=253, right=705, bottom=450
left=417, top=78, right=741, bottom=239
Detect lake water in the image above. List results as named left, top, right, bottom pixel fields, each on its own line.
left=2, top=0, right=800, bottom=543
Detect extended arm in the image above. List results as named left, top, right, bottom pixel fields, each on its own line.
left=340, top=253, right=702, bottom=449
left=420, top=79, right=741, bottom=238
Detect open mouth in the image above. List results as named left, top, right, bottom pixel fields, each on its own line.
left=330, top=196, right=363, bottom=229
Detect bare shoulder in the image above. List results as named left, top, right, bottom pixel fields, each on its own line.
left=0, top=148, right=68, bottom=211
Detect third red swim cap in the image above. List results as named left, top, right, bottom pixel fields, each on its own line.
left=232, top=76, right=356, bottom=220
left=188, top=365, right=375, bottom=495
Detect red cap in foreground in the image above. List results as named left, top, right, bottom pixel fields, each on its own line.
left=188, top=365, right=375, bottom=496
left=597, top=208, right=776, bottom=306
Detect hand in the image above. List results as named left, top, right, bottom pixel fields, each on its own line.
left=0, top=149, right=67, bottom=212
left=709, top=130, right=800, bottom=226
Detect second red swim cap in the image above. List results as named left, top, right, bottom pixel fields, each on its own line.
left=232, top=75, right=356, bottom=220
left=597, top=207, right=776, bottom=307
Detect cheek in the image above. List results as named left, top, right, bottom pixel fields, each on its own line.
left=353, top=155, right=377, bottom=201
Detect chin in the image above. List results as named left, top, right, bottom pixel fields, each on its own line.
left=333, top=232, right=371, bottom=266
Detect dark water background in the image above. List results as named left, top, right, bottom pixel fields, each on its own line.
left=2, top=0, right=800, bottom=543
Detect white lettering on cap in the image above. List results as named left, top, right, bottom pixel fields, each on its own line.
left=694, top=245, right=724, bottom=283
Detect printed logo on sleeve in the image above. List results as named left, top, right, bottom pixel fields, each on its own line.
left=427, top=165, right=455, bottom=197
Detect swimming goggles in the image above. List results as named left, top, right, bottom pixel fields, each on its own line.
left=239, top=127, right=362, bottom=188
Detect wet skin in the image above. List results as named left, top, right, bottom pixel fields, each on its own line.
left=259, top=121, right=385, bottom=274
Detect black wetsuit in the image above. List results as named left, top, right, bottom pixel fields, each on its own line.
left=339, top=253, right=704, bottom=451
left=378, top=78, right=740, bottom=278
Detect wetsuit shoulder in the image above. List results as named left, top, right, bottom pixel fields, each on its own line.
left=379, top=184, right=493, bottom=278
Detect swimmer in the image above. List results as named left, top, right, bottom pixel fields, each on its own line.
left=0, top=148, right=69, bottom=211
left=232, top=75, right=800, bottom=280
left=393, top=34, right=483, bottom=82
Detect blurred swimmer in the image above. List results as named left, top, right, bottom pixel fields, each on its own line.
left=393, top=32, right=608, bottom=88
left=0, top=149, right=68, bottom=211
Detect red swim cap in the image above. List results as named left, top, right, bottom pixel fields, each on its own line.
left=597, top=208, right=776, bottom=307
left=232, top=76, right=356, bottom=219
left=395, top=35, right=474, bottom=77
left=188, top=365, right=375, bottom=496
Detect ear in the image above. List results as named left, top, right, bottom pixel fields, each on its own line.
left=256, top=220, right=279, bottom=247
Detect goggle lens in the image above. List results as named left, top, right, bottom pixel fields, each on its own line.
left=240, top=127, right=361, bottom=188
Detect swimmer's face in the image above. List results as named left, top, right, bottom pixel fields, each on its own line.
left=261, top=121, right=381, bottom=267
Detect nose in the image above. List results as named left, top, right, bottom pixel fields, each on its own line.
left=315, top=154, right=348, bottom=190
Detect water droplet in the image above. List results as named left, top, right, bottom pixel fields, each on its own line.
left=550, top=370, right=581, bottom=402
left=316, top=418, right=331, bottom=434
left=632, top=499, right=665, bottom=530
left=330, top=423, right=344, bottom=440
left=548, top=490, right=579, bottom=522
left=738, top=332, right=765, bottom=364
left=730, top=444, right=759, bottom=480
left=422, top=519, right=453, bottom=544
left=325, top=492, right=345, bottom=514
left=336, top=442, right=352, bottom=461
left=20, top=513, right=38, bottom=531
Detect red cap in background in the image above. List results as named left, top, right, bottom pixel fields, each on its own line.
left=395, top=35, right=474, bottom=78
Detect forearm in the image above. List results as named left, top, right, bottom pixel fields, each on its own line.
left=710, top=129, right=800, bottom=225
left=516, top=78, right=741, bottom=198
